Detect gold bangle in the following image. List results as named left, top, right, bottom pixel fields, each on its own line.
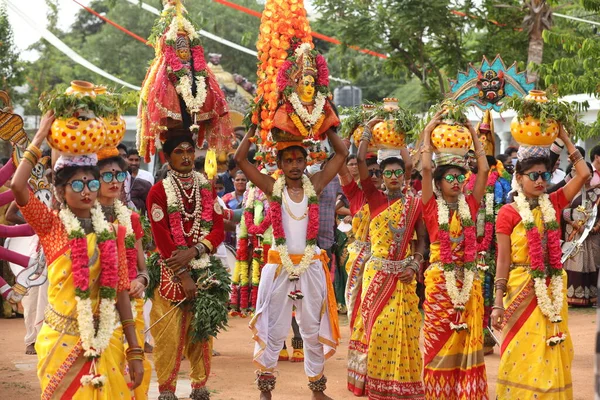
left=26, top=144, right=42, bottom=159
left=475, top=149, right=486, bottom=158
left=23, top=151, right=38, bottom=166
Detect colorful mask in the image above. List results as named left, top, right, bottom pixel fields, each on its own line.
left=477, top=69, right=505, bottom=104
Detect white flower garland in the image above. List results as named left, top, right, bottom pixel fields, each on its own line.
left=273, top=176, right=317, bottom=279
left=59, top=203, right=117, bottom=359
left=163, top=173, right=211, bottom=270
left=476, top=192, right=495, bottom=272
left=436, top=194, right=476, bottom=311
left=113, top=199, right=133, bottom=237
left=513, top=187, right=564, bottom=323
left=294, top=42, right=313, bottom=58
left=165, top=12, right=199, bottom=43
left=175, top=75, right=208, bottom=117
left=289, top=92, right=326, bottom=127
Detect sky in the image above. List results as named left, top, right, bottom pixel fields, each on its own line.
left=5, top=0, right=316, bottom=61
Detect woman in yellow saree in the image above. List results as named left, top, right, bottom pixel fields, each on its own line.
left=97, top=152, right=152, bottom=399
left=11, top=113, right=143, bottom=399
left=352, top=131, right=426, bottom=399
left=492, top=127, right=589, bottom=400
left=339, top=156, right=381, bottom=396
left=420, top=114, right=490, bottom=400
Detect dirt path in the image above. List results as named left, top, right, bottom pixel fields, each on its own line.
left=0, top=308, right=594, bottom=399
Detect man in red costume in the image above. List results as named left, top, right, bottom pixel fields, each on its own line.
left=147, top=131, right=226, bottom=400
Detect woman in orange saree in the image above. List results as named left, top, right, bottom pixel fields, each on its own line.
left=492, top=128, right=589, bottom=400
left=420, top=114, right=490, bottom=400
left=11, top=113, right=143, bottom=399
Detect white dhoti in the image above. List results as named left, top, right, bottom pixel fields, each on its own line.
left=250, top=252, right=338, bottom=381
left=23, top=278, right=48, bottom=346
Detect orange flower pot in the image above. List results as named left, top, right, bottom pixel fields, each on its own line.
left=372, top=120, right=406, bottom=149
left=431, top=121, right=472, bottom=155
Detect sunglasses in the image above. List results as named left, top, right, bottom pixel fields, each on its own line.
left=368, top=170, right=382, bottom=177
left=524, top=171, right=551, bottom=182
left=67, top=179, right=100, bottom=193
left=101, top=171, right=127, bottom=183
left=382, top=169, right=404, bottom=179
left=444, top=174, right=466, bottom=184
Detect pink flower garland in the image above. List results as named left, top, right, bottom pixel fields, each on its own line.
left=71, top=237, right=90, bottom=292
left=270, top=201, right=285, bottom=242
left=98, top=240, right=118, bottom=289
left=270, top=201, right=319, bottom=246
left=126, top=248, right=138, bottom=281
left=525, top=227, right=545, bottom=272
left=438, top=202, right=477, bottom=270
left=315, top=54, right=329, bottom=87
left=169, top=211, right=187, bottom=247
left=245, top=211, right=272, bottom=236
left=546, top=229, right=563, bottom=271
left=200, top=188, right=213, bottom=222
left=277, top=60, right=293, bottom=93
left=191, top=46, right=206, bottom=71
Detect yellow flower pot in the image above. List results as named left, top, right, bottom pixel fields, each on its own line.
left=510, top=90, right=559, bottom=147
left=48, top=81, right=106, bottom=155
left=431, top=121, right=472, bottom=155
left=101, top=115, right=126, bottom=148
left=372, top=120, right=406, bottom=149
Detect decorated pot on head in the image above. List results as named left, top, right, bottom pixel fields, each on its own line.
left=510, top=90, right=559, bottom=147
left=94, top=86, right=126, bottom=151
left=351, top=104, right=377, bottom=152
left=371, top=98, right=416, bottom=149
left=430, top=100, right=472, bottom=156
left=44, top=80, right=107, bottom=156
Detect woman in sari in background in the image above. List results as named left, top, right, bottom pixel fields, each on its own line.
left=339, top=154, right=382, bottom=396
left=97, top=151, right=152, bottom=398
left=492, top=126, right=590, bottom=399
left=353, top=129, right=425, bottom=399
left=420, top=113, right=490, bottom=399
left=11, top=113, right=143, bottom=399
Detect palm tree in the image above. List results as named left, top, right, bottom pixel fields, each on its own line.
left=522, top=0, right=552, bottom=83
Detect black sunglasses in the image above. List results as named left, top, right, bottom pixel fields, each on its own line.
left=67, top=179, right=100, bottom=193
left=382, top=169, right=405, bottom=178
left=368, top=170, right=382, bottom=177
left=101, top=171, right=127, bottom=183
left=444, top=174, right=466, bottom=184
left=524, top=171, right=551, bottom=182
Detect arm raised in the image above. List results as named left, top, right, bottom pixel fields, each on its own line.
left=234, top=126, right=275, bottom=196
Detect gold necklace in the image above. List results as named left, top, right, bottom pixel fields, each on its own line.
left=282, top=190, right=308, bottom=221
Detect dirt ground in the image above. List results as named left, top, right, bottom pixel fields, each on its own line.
left=0, top=308, right=595, bottom=400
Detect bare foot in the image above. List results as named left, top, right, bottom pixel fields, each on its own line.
left=212, top=349, right=221, bottom=356
left=311, top=392, right=332, bottom=400
left=259, top=391, right=272, bottom=400
left=25, top=344, right=36, bottom=355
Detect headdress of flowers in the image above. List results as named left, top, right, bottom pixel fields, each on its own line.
left=158, top=5, right=208, bottom=134
left=163, top=170, right=213, bottom=269
left=59, top=202, right=118, bottom=388
left=270, top=175, right=319, bottom=289
left=435, top=188, right=478, bottom=331
left=511, top=177, right=565, bottom=345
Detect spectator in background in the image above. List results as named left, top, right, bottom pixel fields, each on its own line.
left=222, top=170, right=247, bottom=210
left=117, top=143, right=134, bottom=207
left=155, top=163, right=169, bottom=182
left=194, top=156, right=205, bottom=173
left=128, top=149, right=154, bottom=185
left=550, top=157, right=566, bottom=185
left=503, top=146, right=518, bottom=175
left=591, top=144, right=600, bottom=180
left=215, top=176, right=225, bottom=197
left=219, top=157, right=238, bottom=195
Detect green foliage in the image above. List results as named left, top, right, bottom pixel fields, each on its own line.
left=338, top=104, right=376, bottom=138
left=144, top=252, right=161, bottom=299
left=38, top=86, right=117, bottom=118
left=312, top=0, right=475, bottom=102
left=501, top=94, right=583, bottom=137
left=0, top=4, right=24, bottom=94
left=190, top=256, right=232, bottom=342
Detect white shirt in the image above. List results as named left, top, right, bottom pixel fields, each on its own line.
left=134, top=169, right=155, bottom=185
left=551, top=169, right=566, bottom=185
left=282, top=187, right=308, bottom=255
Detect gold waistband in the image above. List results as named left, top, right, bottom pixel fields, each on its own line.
left=44, top=305, right=79, bottom=336
left=369, top=256, right=413, bottom=274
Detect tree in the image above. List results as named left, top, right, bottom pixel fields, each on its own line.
left=0, top=3, right=24, bottom=95
left=312, top=0, right=480, bottom=102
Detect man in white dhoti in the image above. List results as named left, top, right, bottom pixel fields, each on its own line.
left=235, top=127, right=348, bottom=400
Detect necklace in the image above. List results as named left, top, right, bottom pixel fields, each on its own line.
left=526, top=197, right=539, bottom=209
left=282, top=189, right=308, bottom=221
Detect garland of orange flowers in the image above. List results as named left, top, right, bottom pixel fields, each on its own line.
left=251, top=0, right=313, bottom=153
